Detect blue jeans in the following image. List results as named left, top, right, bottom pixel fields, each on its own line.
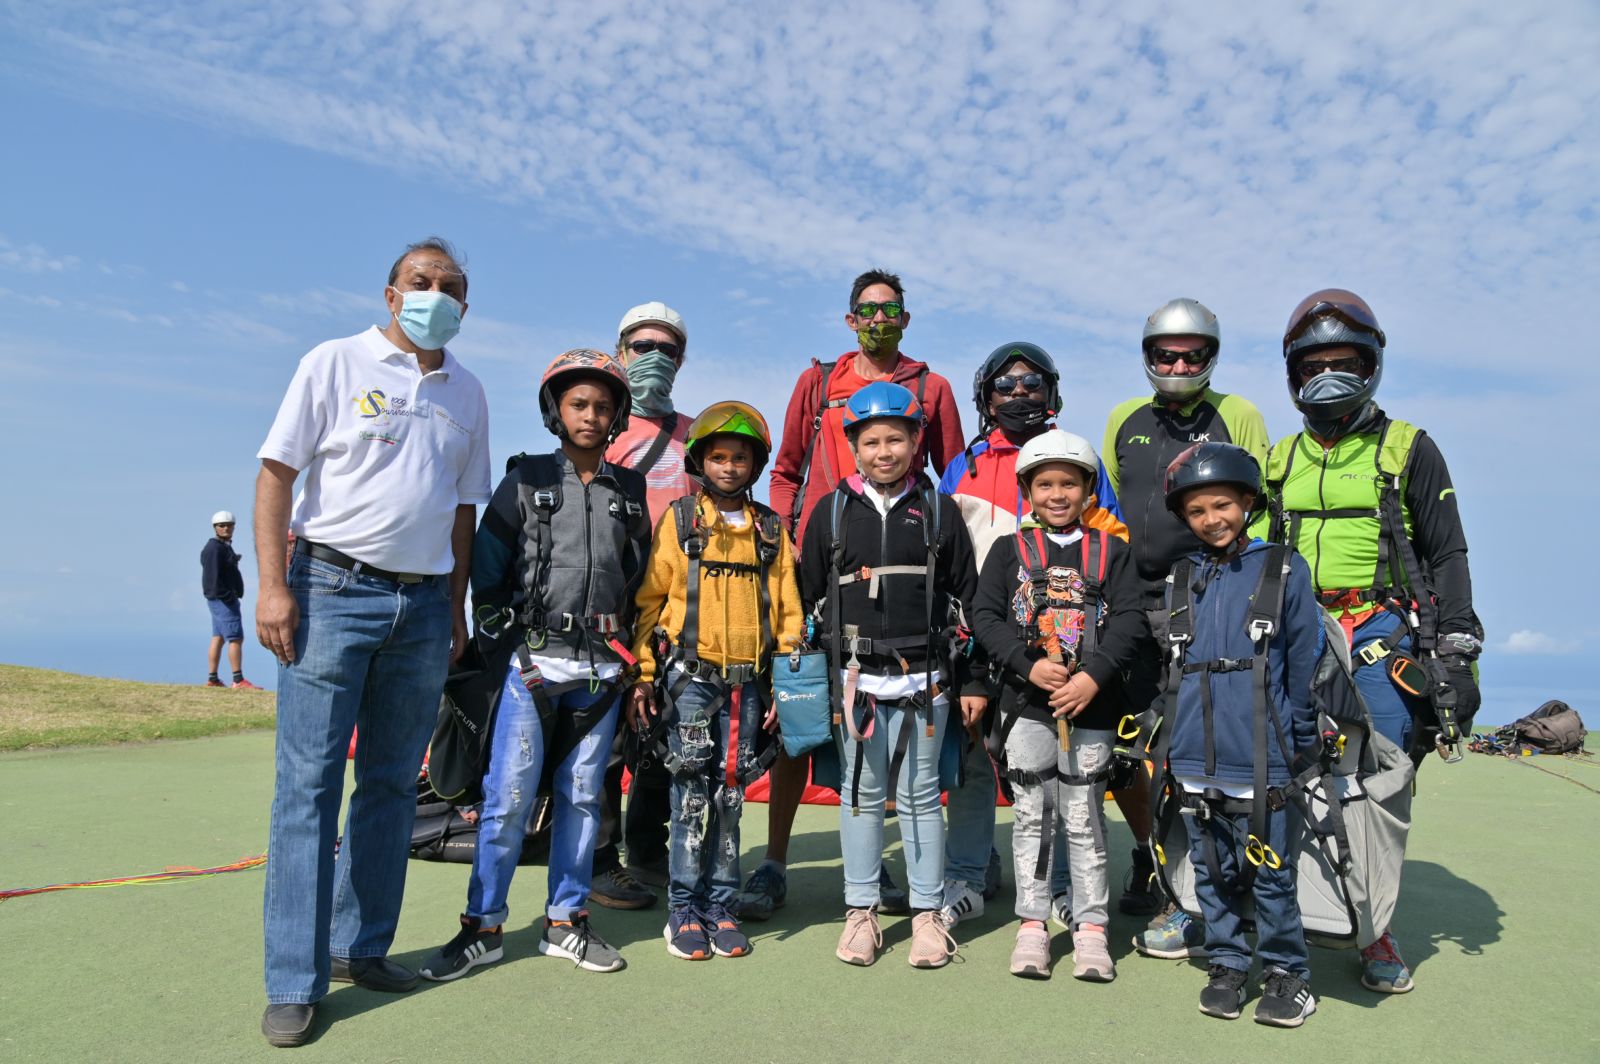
left=1351, top=610, right=1427, bottom=753
left=467, top=663, right=619, bottom=925
left=839, top=695, right=949, bottom=910
left=664, top=677, right=756, bottom=910
left=263, top=554, right=451, bottom=1005
left=945, top=734, right=1070, bottom=897
left=1185, top=802, right=1308, bottom=978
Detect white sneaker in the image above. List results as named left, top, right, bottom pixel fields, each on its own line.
left=1050, top=890, right=1073, bottom=932
left=939, top=879, right=985, bottom=927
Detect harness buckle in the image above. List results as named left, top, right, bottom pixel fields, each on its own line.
left=1357, top=641, right=1392, bottom=667
left=532, top=489, right=557, bottom=508
left=1248, top=618, right=1275, bottom=644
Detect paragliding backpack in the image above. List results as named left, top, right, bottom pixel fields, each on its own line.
left=635, top=494, right=786, bottom=788
left=1264, top=420, right=1465, bottom=760
left=821, top=481, right=968, bottom=813
left=428, top=451, right=647, bottom=804
left=789, top=360, right=930, bottom=532
left=1486, top=701, right=1588, bottom=755
left=1136, top=544, right=1415, bottom=944
left=988, top=525, right=1115, bottom=880
left=410, top=768, right=552, bottom=866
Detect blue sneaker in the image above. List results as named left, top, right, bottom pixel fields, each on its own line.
left=732, top=863, right=787, bottom=921
left=702, top=903, right=752, bottom=957
left=1134, top=904, right=1206, bottom=959
left=1360, top=931, right=1414, bottom=994
left=664, top=907, right=711, bottom=961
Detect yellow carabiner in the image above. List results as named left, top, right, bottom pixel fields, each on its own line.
left=1154, top=842, right=1166, bottom=866
left=1335, top=733, right=1348, bottom=758
left=1245, top=836, right=1266, bottom=866
left=1117, top=714, right=1141, bottom=741
left=1263, top=844, right=1283, bottom=870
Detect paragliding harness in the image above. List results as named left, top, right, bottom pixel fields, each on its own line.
left=823, top=482, right=971, bottom=815
left=437, top=452, right=646, bottom=803
left=1136, top=545, right=1357, bottom=901
left=790, top=360, right=929, bottom=532
left=985, top=525, right=1113, bottom=882
left=1266, top=420, right=1466, bottom=763
left=635, top=494, right=786, bottom=799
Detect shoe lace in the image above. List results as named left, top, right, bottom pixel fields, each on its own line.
left=610, top=867, right=646, bottom=891
left=1262, top=968, right=1300, bottom=998
left=844, top=907, right=883, bottom=951
left=562, top=914, right=606, bottom=967
left=745, top=866, right=778, bottom=894
left=1207, top=963, right=1245, bottom=987
left=700, top=903, right=737, bottom=931
left=915, top=910, right=957, bottom=957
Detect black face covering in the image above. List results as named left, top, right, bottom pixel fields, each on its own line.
left=993, top=397, right=1048, bottom=434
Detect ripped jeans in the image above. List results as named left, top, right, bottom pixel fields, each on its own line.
left=1006, top=720, right=1112, bottom=926
left=466, top=663, right=619, bottom=926
left=664, top=676, right=757, bottom=910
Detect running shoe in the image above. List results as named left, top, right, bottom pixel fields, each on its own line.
left=539, top=911, right=626, bottom=972
left=419, top=915, right=504, bottom=981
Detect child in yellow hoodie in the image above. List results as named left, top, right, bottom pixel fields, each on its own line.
left=626, top=401, right=805, bottom=961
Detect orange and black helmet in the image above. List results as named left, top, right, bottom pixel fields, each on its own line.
left=538, top=348, right=632, bottom=441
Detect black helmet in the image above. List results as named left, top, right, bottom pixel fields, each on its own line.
left=1164, top=442, right=1261, bottom=513
left=1282, top=288, right=1385, bottom=424
left=971, top=342, right=1062, bottom=433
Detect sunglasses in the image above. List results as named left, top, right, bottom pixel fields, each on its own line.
left=1295, top=355, right=1365, bottom=382
left=626, top=338, right=682, bottom=360
left=991, top=372, right=1045, bottom=396
left=1148, top=346, right=1212, bottom=367
left=852, top=301, right=904, bottom=320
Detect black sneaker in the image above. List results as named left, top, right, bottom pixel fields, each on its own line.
left=419, top=915, right=504, bottom=982
left=878, top=867, right=910, bottom=915
left=589, top=866, right=657, bottom=909
left=1255, top=968, right=1316, bottom=1028
left=1118, top=846, right=1162, bottom=916
left=1198, top=964, right=1249, bottom=1020
left=539, top=911, right=626, bottom=972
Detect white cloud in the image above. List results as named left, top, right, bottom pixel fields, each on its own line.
left=0, top=234, right=78, bottom=273
left=1500, top=629, right=1579, bottom=656
left=7, top=1, right=1599, bottom=374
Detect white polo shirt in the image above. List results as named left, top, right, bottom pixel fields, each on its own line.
left=258, top=326, right=492, bottom=575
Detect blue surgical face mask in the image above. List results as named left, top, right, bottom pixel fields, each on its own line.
left=393, top=289, right=463, bottom=350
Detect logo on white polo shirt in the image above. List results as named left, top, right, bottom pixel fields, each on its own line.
left=353, top=389, right=388, bottom=418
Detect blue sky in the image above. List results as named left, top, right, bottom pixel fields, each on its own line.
left=1, top=1, right=1596, bottom=724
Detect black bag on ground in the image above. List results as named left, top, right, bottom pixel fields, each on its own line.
left=427, top=636, right=515, bottom=805
left=410, top=773, right=552, bottom=865
left=1508, top=701, right=1587, bottom=754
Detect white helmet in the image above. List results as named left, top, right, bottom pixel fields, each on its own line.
left=617, top=301, right=687, bottom=351
left=1142, top=297, right=1220, bottom=402
left=1016, top=429, right=1099, bottom=486
left=211, top=510, right=236, bottom=525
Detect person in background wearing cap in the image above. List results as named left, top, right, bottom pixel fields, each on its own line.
left=202, top=510, right=257, bottom=689
left=592, top=301, right=696, bottom=909
left=1100, top=298, right=1269, bottom=961
left=253, top=237, right=490, bottom=1048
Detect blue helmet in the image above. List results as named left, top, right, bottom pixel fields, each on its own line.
left=840, top=381, right=925, bottom=436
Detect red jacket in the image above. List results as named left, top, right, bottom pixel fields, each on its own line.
left=768, top=351, right=965, bottom=546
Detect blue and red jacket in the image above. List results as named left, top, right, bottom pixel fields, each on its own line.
left=939, top=425, right=1126, bottom=567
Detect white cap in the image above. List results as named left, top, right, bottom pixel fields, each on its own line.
left=1016, top=430, right=1099, bottom=483
left=617, top=301, right=687, bottom=351
left=211, top=510, right=236, bottom=525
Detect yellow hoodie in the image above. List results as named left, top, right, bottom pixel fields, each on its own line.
left=631, top=494, right=806, bottom=688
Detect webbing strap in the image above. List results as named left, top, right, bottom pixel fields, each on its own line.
left=790, top=360, right=840, bottom=532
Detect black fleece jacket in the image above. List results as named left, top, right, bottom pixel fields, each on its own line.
left=799, top=474, right=983, bottom=694
left=972, top=526, right=1151, bottom=730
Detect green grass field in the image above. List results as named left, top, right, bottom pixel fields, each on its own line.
left=2, top=729, right=1597, bottom=1064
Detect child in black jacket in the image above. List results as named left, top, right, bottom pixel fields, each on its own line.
left=972, top=430, right=1150, bottom=983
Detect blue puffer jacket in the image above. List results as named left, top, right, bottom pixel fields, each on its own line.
left=1164, top=539, right=1323, bottom=788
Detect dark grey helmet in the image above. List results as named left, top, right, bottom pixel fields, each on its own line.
left=1164, top=442, right=1261, bottom=513
left=1282, top=288, right=1385, bottom=423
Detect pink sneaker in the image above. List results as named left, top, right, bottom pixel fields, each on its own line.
left=232, top=679, right=262, bottom=690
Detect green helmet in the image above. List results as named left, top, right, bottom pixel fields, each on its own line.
left=684, top=401, right=772, bottom=479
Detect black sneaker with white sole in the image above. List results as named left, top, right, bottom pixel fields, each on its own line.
left=419, top=915, right=504, bottom=982
left=539, top=911, right=626, bottom=972
left=1254, top=968, right=1316, bottom=1028
left=1198, top=963, right=1249, bottom=1020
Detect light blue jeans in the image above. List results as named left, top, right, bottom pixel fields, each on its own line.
left=839, top=695, right=949, bottom=910
left=467, top=663, right=619, bottom=925
left=263, top=553, right=451, bottom=1005
left=664, top=677, right=757, bottom=910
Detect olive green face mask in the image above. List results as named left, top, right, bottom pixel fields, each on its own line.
left=856, top=323, right=903, bottom=355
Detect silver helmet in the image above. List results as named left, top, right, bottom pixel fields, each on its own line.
left=1142, top=297, right=1220, bottom=402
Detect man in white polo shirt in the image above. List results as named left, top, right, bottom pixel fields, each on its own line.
left=254, top=237, right=491, bottom=1048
